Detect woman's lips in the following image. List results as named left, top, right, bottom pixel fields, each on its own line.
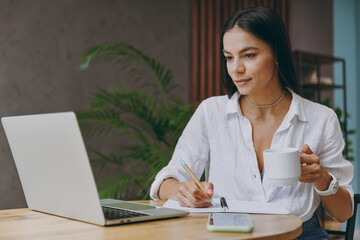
left=234, top=78, right=251, bottom=86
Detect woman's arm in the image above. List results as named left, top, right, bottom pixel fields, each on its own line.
left=150, top=101, right=211, bottom=201
left=299, top=144, right=353, bottom=222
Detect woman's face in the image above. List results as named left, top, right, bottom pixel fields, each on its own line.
left=223, top=27, right=279, bottom=96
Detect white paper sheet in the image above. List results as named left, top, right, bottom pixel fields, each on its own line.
left=163, top=198, right=290, bottom=214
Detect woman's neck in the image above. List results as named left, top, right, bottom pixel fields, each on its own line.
left=240, top=90, right=292, bottom=119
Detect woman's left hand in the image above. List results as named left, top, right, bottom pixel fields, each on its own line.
left=298, top=144, right=332, bottom=191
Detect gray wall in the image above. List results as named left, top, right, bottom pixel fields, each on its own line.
left=290, top=0, right=333, bottom=55
left=0, top=0, right=190, bottom=209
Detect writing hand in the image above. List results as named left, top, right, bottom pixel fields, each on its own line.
left=177, top=180, right=214, bottom=208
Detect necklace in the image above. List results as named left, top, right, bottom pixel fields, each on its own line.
left=246, top=90, right=285, bottom=108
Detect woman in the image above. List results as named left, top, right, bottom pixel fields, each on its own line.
left=150, top=6, right=353, bottom=239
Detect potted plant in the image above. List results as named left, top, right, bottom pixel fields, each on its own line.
left=77, top=42, right=196, bottom=200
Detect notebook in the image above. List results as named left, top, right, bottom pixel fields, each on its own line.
left=1, top=112, right=188, bottom=226
left=163, top=198, right=290, bottom=214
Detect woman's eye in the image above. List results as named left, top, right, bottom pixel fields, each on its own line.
left=225, top=56, right=233, bottom=61
left=244, top=53, right=255, bottom=58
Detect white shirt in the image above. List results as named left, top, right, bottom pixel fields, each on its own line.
left=150, top=90, right=354, bottom=222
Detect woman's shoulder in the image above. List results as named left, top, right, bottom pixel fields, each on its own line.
left=295, top=94, right=337, bottom=121
left=197, top=95, right=231, bottom=116
left=201, top=95, right=229, bottom=105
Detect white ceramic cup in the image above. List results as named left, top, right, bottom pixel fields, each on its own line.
left=263, top=148, right=301, bottom=186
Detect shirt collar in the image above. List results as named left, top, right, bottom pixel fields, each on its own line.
left=225, top=92, right=241, bottom=115
left=287, top=89, right=308, bottom=122
left=225, top=89, right=308, bottom=122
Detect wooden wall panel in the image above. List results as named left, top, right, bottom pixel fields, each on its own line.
left=190, top=0, right=290, bottom=103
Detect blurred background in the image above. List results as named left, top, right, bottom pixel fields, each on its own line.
left=0, top=0, right=359, bottom=234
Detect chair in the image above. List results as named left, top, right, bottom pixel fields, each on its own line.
left=326, top=193, right=360, bottom=240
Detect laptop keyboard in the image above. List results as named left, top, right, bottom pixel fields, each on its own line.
left=102, top=206, right=150, bottom=220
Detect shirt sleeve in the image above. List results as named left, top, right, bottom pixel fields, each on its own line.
left=318, top=109, right=354, bottom=213
left=150, top=101, right=210, bottom=200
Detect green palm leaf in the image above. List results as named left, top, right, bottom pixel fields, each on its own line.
left=78, top=42, right=176, bottom=104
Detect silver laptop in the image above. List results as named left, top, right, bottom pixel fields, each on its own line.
left=1, top=112, right=188, bottom=226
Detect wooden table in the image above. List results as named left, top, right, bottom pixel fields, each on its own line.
left=0, top=200, right=302, bottom=240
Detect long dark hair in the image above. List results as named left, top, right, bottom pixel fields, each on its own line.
left=220, top=6, right=297, bottom=98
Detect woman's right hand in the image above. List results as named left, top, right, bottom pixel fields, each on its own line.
left=176, top=180, right=214, bottom=208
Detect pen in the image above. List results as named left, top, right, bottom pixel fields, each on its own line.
left=220, top=197, right=229, bottom=211
left=180, top=159, right=216, bottom=206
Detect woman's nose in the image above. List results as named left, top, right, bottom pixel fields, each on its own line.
left=233, top=59, right=245, bottom=74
